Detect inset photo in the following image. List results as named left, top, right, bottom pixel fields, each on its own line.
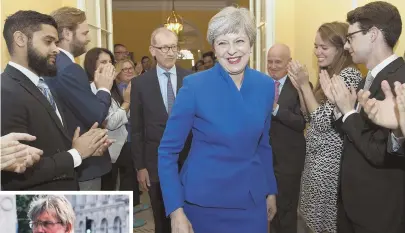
left=0, top=192, right=132, bottom=233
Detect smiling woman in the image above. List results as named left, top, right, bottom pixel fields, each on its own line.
left=158, top=5, right=278, bottom=233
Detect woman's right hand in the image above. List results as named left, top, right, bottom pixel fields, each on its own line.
left=288, top=60, right=309, bottom=87
left=123, top=82, right=131, bottom=103
left=170, top=208, right=194, bottom=233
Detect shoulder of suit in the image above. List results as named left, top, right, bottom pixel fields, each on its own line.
left=248, top=68, right=274, bottom=86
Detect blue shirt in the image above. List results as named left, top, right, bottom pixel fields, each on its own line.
left=118, top=82, right=131, bottom=142
left=156, top=65, right=177, bottom=112
left=272, top=75, right=288, bottom=115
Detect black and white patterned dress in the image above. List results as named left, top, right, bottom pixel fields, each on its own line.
left=299, top=67, right=362, bottom=233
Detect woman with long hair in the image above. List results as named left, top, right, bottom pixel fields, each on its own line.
left=288, top=22, right=362, bottom=232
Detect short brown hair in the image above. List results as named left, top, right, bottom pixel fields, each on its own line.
left=50, top=7, right=86, bottom=41
left=346, top=1, right=402, bottom=48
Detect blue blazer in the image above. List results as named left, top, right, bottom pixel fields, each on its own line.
left=158, top=63, right=278, bottom=216
left=46, top=51, right=112, bottom=181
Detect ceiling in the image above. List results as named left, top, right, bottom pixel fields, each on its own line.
left=112, top=0, right=239, bottom=11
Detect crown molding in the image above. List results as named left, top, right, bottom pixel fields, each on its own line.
left=112, top=1, right=229, bottom=11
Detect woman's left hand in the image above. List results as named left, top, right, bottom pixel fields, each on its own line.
left=266, top=195, right=277, bottom=222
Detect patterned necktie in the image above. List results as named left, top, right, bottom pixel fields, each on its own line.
left=363, top=71, right=374, bottom=91
left=274, top=81, right=281, bottom=104
left=37, top=78, right=57, bottom=111
left=357, top=72, right=374, bottom=112
left=164, top=72, right=175, bottom=114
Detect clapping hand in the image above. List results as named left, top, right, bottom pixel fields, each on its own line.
left=357, top=80, right=399, bottom=129
left=1, top=133, right=43, bottom=173
left=395, top=81, right=405, bottom=135
left=288, top=61, right=310, bottom=87
left=319, top=70, right=335, bottom=104
left=331, top=75, right=357, bottom=114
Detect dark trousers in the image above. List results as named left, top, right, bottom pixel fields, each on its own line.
left=337, top=195, right=375, bottom=233
left=149, top=181, right=171, bottom=233
left=270, top=172, right=302, bottom=233
left=101, top=142, right=140, bottom=205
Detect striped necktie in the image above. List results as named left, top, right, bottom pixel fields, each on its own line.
left=164, top=72, right=175, bottom=114
left=37, top=78, right=57, bottom=111
left=357, top=72, right=374, bottom=112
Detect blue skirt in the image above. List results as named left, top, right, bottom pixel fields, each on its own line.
left=183, top=198, right=268, bottom=233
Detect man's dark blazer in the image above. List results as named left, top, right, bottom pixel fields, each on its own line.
left=46, top=51, right=112, bottom=182
left=270, top=77, right=306, bottom=174
left=131, top=66, right=192, bottom=182
left=1, top=65, right=78, bottom=190
left=335, top=57, right=405, bottom=233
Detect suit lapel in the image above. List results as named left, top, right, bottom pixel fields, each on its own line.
left=149, top=68, right=169, bottom=118
left=176, top=67, right=183, bottom=94
left=368, top=58, right=405, bottom=97
left=277, top=77, right=292, bottom=106
left=6, top=66, right=71, bottom=141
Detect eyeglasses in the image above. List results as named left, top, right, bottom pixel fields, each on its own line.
left=121, top=67, right=134, bottom=73
left=152, top=45, right=178, bottom=53
left=114, top=51, right=128, bottom=55
left=29, top=220, right=63, bottom=229
left=346, top=29, right=369, bottom=44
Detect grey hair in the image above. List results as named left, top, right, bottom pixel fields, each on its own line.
left=207, top=6, right=256, bottom=46
left=28, top=195, right=75, bottom=226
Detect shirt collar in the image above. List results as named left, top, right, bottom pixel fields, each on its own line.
left=370, top=54, right=399, bottom=77
left=8, top=61, right=41, bottom=86
left=156, top=64, right=177, bottom=78
left=273, top=75, right=288, bottom=86
left=58, top=48, right=75, bottom=62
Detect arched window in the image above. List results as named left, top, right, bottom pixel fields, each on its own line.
left=113, top=216, right=122, bottom=233
left=78, top=221, right=84, bottom=233
left=100, top=218, right=108, bottom=233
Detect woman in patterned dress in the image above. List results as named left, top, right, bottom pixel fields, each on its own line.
left=287, top=22, right=362, bottom=233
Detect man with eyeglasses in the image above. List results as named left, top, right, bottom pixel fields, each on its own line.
left=319, top=2, right=405, bottom=233
left=28, top=195, right=75, bottom=233
left=114, top=44, right=129, bottom=62
left=130, top=27, right=192, bottom=233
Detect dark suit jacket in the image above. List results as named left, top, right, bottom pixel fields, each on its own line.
left=270, top=77, right=306, bottom=175
left=46, top=51, right=112, bottom=181
left=1, top=65, right=78, bottom=190
left=335, top=57, right=405, bottom=233
left=131, top=66, right=192, bottom=182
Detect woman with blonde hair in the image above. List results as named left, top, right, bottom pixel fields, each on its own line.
left=288, top=22, right=362, bottom=232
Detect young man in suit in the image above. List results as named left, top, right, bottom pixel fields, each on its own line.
left=1, top=10, right=109, bottom=190
left=131, top=27, right=192, bottom=233
left=321, top=2, right=405, bottom=233
left=267, top=44, right=306, bottom=233
left=47, top=7, right=115, bottom=190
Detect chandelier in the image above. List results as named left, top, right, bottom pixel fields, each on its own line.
left=165, top=0, right=184, bottom=34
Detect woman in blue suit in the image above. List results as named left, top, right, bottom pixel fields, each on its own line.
left=158, top=6, right=277, bottom=233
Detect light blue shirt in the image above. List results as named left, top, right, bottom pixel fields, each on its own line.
left=272, top=75, right=288, bottom=115
left=157, top=65, right=177, bottom=112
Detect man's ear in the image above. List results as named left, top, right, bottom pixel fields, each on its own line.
left=62, top=28, right=73, bottom=42
left=13, top=31, right=28, bottom=48
left=65, top=223, right=72, bottom=233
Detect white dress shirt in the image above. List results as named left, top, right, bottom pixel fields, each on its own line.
left=156, top=64, right=177, bottom=112
left=8, top=61, right=82, bottom=167
left=58, top=48, right=111, bottom=95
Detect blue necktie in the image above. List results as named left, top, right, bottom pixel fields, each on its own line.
left=164, top=72, right=175, bottom=114
left=37, top=78, right=57, bottom=111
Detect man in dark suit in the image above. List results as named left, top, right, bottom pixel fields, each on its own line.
left=267, top=44, right=306, bottom=233
left=1, top=10, right=108, bottom=190
left=46, top=7, right=115, bottom=190
left=321, top=2, right=405, bottom=233
left=131, top=27, right=192, bottom=233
